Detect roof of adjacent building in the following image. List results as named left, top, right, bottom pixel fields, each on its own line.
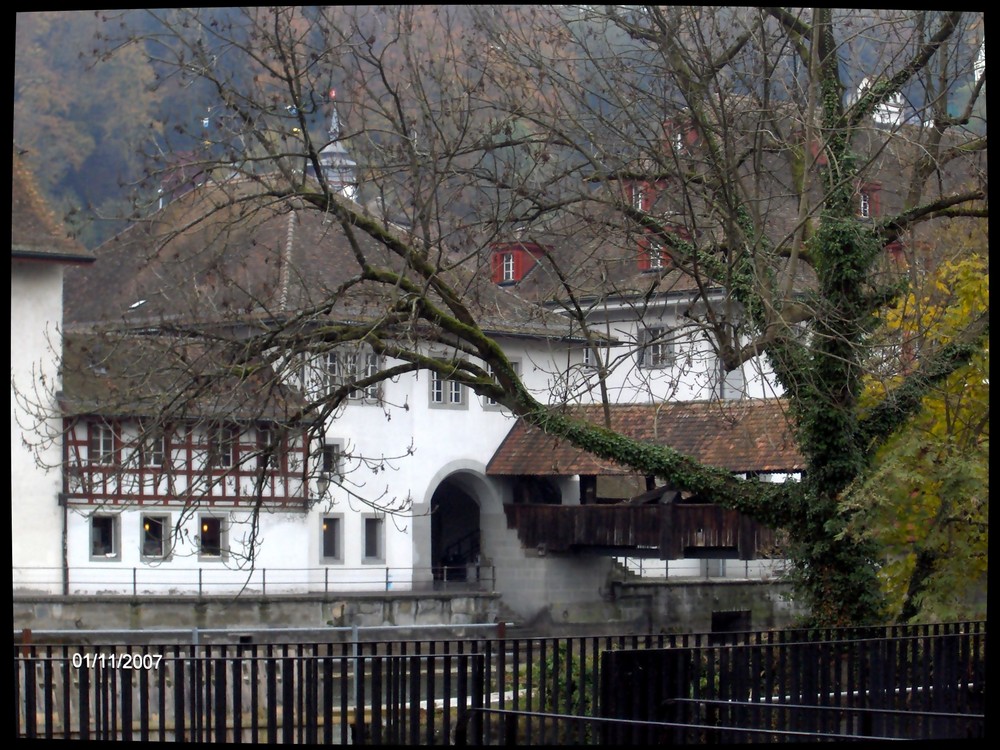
left=59, top=332, right=309, bottom=423
left=64, top=176, right=581, bottom=343
left=486, top=399, right=804, bottom=476
left=12, top=147, right=94, bottom=263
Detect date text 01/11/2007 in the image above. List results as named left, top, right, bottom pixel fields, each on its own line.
left=71, top=652, right=163, bottom=670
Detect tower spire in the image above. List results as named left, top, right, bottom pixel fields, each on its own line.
left=328, top=88, right=342, bottom=141
left=311, top=87, right=357, bottom=201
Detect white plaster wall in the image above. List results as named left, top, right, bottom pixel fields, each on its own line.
left=569, top=300, right=780, bottom=404
left=63, top=505, right=319, bottom=594
left=11, top=261, right=66, bottom=592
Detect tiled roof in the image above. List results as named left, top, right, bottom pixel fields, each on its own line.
left=12, top=148, right=93, bottom=263
left=64, top=178, right=578, bottom=341
left=60, top=332, right=309, bottom=423
left=486, top=399, right=803, bottom=476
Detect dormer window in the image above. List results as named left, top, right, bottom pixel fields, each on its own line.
left=858, top=181, right=882, bottom=219
left=648, top=242, right=665, bottom=270
left=502, top=252, right=516, bottom=282
left=631, top=182, right=646, bottom=211
left=490, top=242, right=546, bottom=284
left=639, top=239, right=669, bottom=272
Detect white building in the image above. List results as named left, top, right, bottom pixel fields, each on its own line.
left=11, top=148, right=94, bottom=593
left=15, top=103, right=804, bottom=625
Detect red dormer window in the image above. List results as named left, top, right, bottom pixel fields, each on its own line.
left=638, top=239, right=668, bottom=272
left=663, top=116, right=700, bottom=155
left=631, top=182, right=647, bottom=211
left=638, top=223, right=690, bottom=272
left=859, top=181, right=882, bottom=219
left=490, top=242, right=546, bottom=284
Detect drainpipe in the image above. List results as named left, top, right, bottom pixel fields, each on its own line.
left=60, top=492, right=69, bottom=596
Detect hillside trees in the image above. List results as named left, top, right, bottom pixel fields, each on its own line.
left=14, top=11, right=165, bottom=247
left=58, top=6, right=986, bottom=626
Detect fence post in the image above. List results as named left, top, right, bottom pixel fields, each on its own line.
left=262, top=568, right=266, bottom=597
left=497, top=621, right=507, bottom=743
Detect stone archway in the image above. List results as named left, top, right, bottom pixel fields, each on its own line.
left=430, top=476, right=482, bottom=582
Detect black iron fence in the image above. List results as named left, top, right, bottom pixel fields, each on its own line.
left=596, top=623, right=987, bottom=743
left=14, top=621, right=986, bottom=744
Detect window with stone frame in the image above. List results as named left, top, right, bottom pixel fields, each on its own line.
left=362, top=515, right=385, bottom=563
left=90, top=514, right=120, bottom=560
left=639, top=326, right=675, bottom=368
left=430, top=362, right=467, bottom=408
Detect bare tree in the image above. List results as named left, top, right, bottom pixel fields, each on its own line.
left=49, top=6, right=986, bottom=624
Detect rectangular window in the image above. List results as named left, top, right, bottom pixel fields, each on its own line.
left=198, top=515, right=227, bottom=559
left=141, top=429, right=166, bottom=468
left=363, top=516, right=384, bottom=562
left=258, top=427, right=286, bottom=471
left=860, top=192, right=870, bottom=218
left=359, top=351, right=380, bottom=401
left=89, top=423, right=115, bottom=465
left=319, top=442, right=343, bottom=475
left=90, top=515, right=120, bottom=560
left=431, top=371, right=445, bottom=404
left=640, top=326, right=675, bottom=368
left=485, top=360, right=521, bottom=408
left=322, top=347, right=381, bottom=402
left=325, top=350, right=341, bottom=388
left=648, top=242, right=665, bottom=269
left=502, top=252, right=515, bottom=281
left=141, top=514, right=170, bottom=559
left=208, top=426, right=236, bottom=468
left=631, top=182, right=645, bottom=210
left=321, top=515, right=343, bottom=563
left=430, top=363, right=467, bottom=409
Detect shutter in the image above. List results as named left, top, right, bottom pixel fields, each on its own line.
left=491, top=251, right=503, bottom=283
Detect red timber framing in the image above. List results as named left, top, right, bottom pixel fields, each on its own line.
left=62, top=417, right=309, bottom=507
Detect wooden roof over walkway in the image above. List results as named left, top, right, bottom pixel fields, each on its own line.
left=486, top=399, right=804, bottom=477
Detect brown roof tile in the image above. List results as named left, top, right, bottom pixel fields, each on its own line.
left=486, top=399, right=803, bottom=476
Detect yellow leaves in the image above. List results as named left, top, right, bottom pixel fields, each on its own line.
left=853, top=245, right=989, bottom=621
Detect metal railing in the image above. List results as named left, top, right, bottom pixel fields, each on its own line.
left=13, top=564, right=496, bottom=597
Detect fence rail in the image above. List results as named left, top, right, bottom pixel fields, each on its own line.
left=14, top=621, right=986, bottom=744
left=13, top=564, right=496, bottom=596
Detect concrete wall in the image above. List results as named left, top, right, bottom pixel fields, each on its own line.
left=14, top=579, right=804, bottom=642
left=14, top=592, right=503, bottom=643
